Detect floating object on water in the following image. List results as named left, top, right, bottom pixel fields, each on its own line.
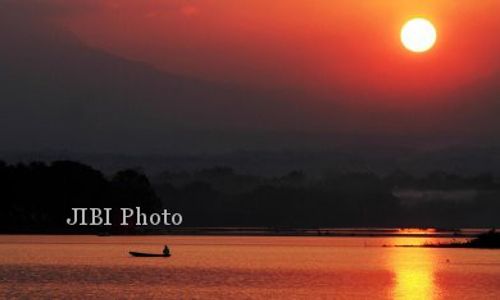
left=129, top=245, right=171, bottom=257
left=129, top=251, right=171, bottom=258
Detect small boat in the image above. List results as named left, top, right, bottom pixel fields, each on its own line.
left=129, top=251, right=171, bottom=257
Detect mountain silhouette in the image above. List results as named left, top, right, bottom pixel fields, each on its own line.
left=1, top=3, right=499, bottom=155
left=0, top=9, right=328, bottom=153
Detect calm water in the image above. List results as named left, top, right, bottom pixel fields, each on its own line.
left=0, top=235, right=499, bottom=299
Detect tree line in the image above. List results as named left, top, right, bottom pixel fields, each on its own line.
left=0, top=161, right=499, bottom=233
left=0, top=161, right=160, bottom=233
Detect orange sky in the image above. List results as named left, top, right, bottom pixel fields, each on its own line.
left=54, top=0, right=499, bottom=109
left=1, top=0, right=500, bottom=152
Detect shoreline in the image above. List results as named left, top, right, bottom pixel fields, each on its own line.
left=0, top=227, right=490, bottom=238
left=390, top=230, right=500, bottom=249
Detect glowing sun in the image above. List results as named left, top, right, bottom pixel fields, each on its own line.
left=401, top=18, right=437, bottom=53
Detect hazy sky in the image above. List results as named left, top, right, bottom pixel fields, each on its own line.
left=1, top=0, right=500, bottom=153
left=57, top=0, right=500, bottom=101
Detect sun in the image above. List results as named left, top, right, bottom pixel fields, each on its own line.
left=401, top=18, right=437, bottom=53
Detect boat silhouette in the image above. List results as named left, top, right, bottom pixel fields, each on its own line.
left=129, top=245, right=171, bottom=257
left=129, top=251, right=171, bottom=257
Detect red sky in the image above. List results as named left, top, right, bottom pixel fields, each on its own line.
left=1, top=0, right=500, bottom=152
left=57, top=0, right=500, bottom=108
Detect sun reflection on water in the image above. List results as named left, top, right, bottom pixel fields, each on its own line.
left=390, top=238, right=439, bottom=300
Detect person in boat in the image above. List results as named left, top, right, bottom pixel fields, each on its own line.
left=163, top=245, right=170, bottom=256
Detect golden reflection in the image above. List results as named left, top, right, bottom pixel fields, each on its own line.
left=389, top=238, right=438, bottom=300
left=398, top=228, right=437, bottom=235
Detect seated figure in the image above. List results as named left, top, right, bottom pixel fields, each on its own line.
left=163, top=245, right=170, bottom=256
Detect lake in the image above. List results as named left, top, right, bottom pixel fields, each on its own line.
left=0, top=235, right=499, bottom=299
